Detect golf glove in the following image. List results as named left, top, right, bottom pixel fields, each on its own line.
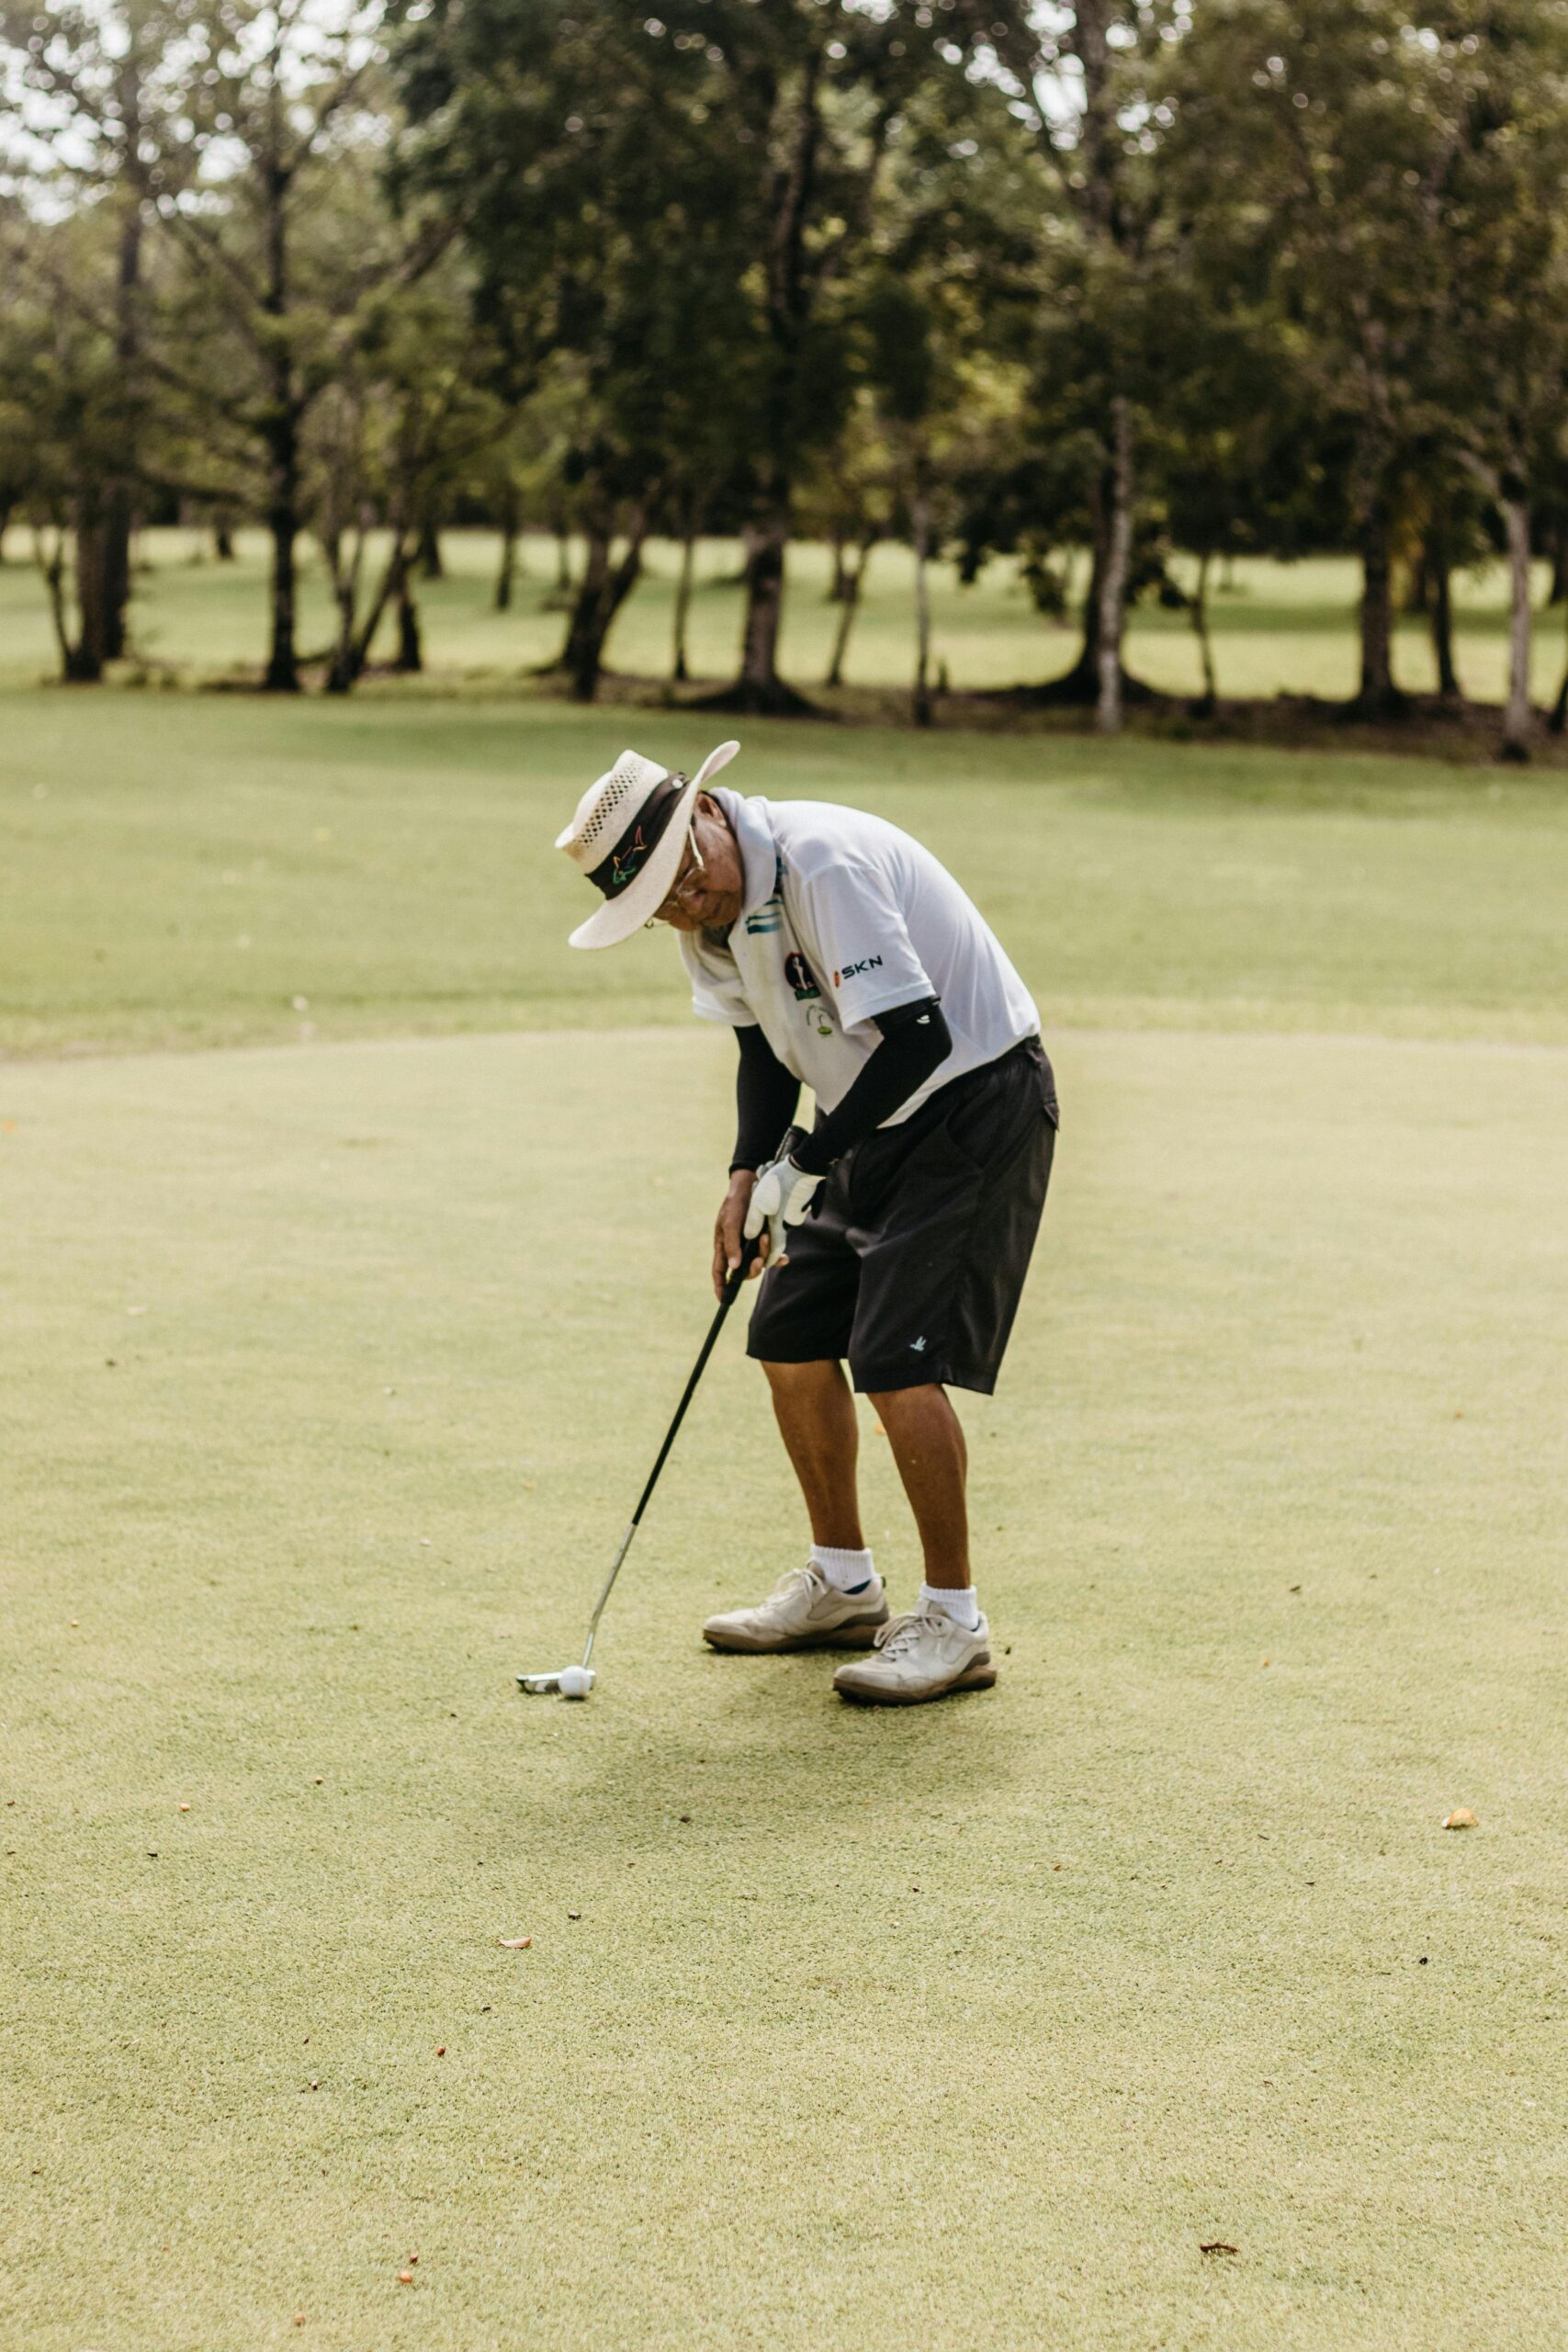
left=743, top=1153, right=822, bottom=1263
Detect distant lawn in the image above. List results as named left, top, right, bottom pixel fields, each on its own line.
left=6, top=527, right=1568, bottom=707
left=3, top=689, right=1567, bottom=1057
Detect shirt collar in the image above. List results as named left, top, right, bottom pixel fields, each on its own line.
left=713, top=788, right=778, bottom=923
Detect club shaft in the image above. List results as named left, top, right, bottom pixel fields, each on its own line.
left=563, top=1125, right=798, bottom=1679
left=579, top=1266, right=745, bottom=1669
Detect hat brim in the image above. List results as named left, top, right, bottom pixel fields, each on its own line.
left=564, top=740, right=740, bottom=951
left=568, top=775, right=701, bottom=949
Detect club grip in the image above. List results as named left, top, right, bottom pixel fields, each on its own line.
left=723, top=1126, right=807, bottom=1298
left=724, top=1224, right=768, bottom=1299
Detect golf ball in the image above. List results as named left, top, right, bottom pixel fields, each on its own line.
left=558, top=1666, right=593, bottom=1700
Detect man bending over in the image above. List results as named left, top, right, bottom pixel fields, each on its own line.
left=555, top=739, right=1057, bottom=1705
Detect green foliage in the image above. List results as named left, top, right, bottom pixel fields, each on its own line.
left=9, top=3, right=1568, bottom=726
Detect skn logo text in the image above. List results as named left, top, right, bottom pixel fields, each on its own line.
left=832, top=956, right=884, bottom=988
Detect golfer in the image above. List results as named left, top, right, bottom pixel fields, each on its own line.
left=556, top=740, right=1057, bottom=1704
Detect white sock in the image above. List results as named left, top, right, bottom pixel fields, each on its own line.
left=920, top=1581, right=980, bottom=1632
left=811, top=1544, right=876, bottom=1594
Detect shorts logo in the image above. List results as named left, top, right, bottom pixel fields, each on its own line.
left=832, top=955, right=884, bottom=988
left=784, top=951, right=820, bottom=1001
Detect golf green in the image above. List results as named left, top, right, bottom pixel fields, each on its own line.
left=5, top=1016, right=1565, bottom=2349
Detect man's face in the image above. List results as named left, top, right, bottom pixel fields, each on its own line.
left=651, top=792, right=745, bottom=933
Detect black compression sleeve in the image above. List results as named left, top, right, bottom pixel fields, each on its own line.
left=731, top=1024, right=801, bottom=1172
left=789, top=998, right=952, bottom=1176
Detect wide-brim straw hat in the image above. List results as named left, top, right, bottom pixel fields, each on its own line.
left=556, top=739, right=740, bottom=949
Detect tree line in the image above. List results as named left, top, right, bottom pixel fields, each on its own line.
left=6, top=0, right=1568, bottom=755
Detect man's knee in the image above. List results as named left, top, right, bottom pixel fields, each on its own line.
left=761, top=1357, right=842, bottom=1392
left=866, top=1381, right=949, bottom=1416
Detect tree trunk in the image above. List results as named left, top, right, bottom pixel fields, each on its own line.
left=1403, top=548, right=1430, bottom=615
left=99, top=85, right=143, bottom=664
left=35, top=526, right=89, bottom=681
left=671, top=527, right=697, bottom=683
left=1025, top=479, right=1107, bottom=704
left=558, top=503, right=652, bottom=702
left=494, top=492, right=519, bottom=612
left=730, top=482, right=800, bottom=711
left=395, top=577, right=423, bottom=673
left=1429, top=537, right=1461, bottom=701
left=322, top=518, right=366, bottom=695
left=1548, top=519, right=1568, bottom=606
left=1355, top=494, right=1402, bottom=716
left=324, top=533, right=411, bottom=696
left=829, top=533, right=850, bottom=603
left=1095, top=397, right=1134, bottom=734
left=555, top=526, right=572, bottom=594
left=825, top=537, right=874, bottom=687
left=101, top=489, right=132, bottom=662
left=558, top=523, right=613, bottom=689
left=1500, top=492, right=1533, bottom=763
left=1190, top=548, right=1217, bottom=714
left=265, top=463, right=300, bottom=692
left=262, top=148, right=300, bottom=694
left=69, top=506, right=109, bottom=683
left=911, top=478, right=934, bottom=729
left=418, top=517, right=444, bottom=581
left=324, top=588, right=357, bottom=695
left=214, top=517, right=236, bottom=561
left=1548, top=598, right=1568, bottom=732
left=701, top=483, right=813, bottom=715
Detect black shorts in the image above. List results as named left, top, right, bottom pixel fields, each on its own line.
left=746, top=1037, right=1058, bottom=1396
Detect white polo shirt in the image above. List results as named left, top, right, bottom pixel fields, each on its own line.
left=678, top=792, right=1039, bottom=1124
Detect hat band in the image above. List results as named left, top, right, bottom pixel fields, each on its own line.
left=587, top=775, right=686, bottom=899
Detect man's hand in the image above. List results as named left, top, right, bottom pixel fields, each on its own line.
left=743, top=1154, right=822, bottom=1271
left=713, top=1170, right=763, bottom=1301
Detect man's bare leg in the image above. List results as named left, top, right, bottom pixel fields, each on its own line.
left=760, top=1359, right=866, bottom=1550
left=867, top=1383, right=970, bottom=1588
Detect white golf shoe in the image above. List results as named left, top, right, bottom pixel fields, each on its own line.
left=703, top=1564, right=889, bottom=1654
left=832, top=1606, right=997, bottom=1705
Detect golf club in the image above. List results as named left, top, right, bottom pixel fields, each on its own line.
left=519, top=1136, right=798, bottom=1699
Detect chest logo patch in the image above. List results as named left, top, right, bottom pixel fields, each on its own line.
left=784, top=952, right=820, bottom=1001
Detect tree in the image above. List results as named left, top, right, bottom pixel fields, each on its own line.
left=960, top=1, right=1190, bottom=731
left=1162, top=2, right=1500, bottom=720
left=701, top=2, right=990, bottom=713
left=1425, top=1, right=1568, bottom=759
left=102, top=0, right=450, bottom=691
left=798, top=397, right=896, bottom=690
left=0, top=202, right=157, bottom=680
left=306, top=249, right=502, bottom=692
left=0, top=0, right=166, bottom=672
left=397, top=0, right=763, bottom=701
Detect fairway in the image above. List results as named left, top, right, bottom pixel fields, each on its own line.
left=6, top=694, right=1568, bottom=1058
left=4, top=691, right=1567, bottom=2348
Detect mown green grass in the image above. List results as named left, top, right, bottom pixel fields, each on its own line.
left=3, top=682, right=1566, bottom=2347
left=4, top=1023, right=1566, bottom=2351
left=6, top=526, right=1568, bottom=704
left=4, top=689, right=1567, bottom=1057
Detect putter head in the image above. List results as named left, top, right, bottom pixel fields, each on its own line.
left=517, top=1666, right=595, bottom=1699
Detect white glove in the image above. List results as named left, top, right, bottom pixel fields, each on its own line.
left=742, top=1154, right=822, bottom=1263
